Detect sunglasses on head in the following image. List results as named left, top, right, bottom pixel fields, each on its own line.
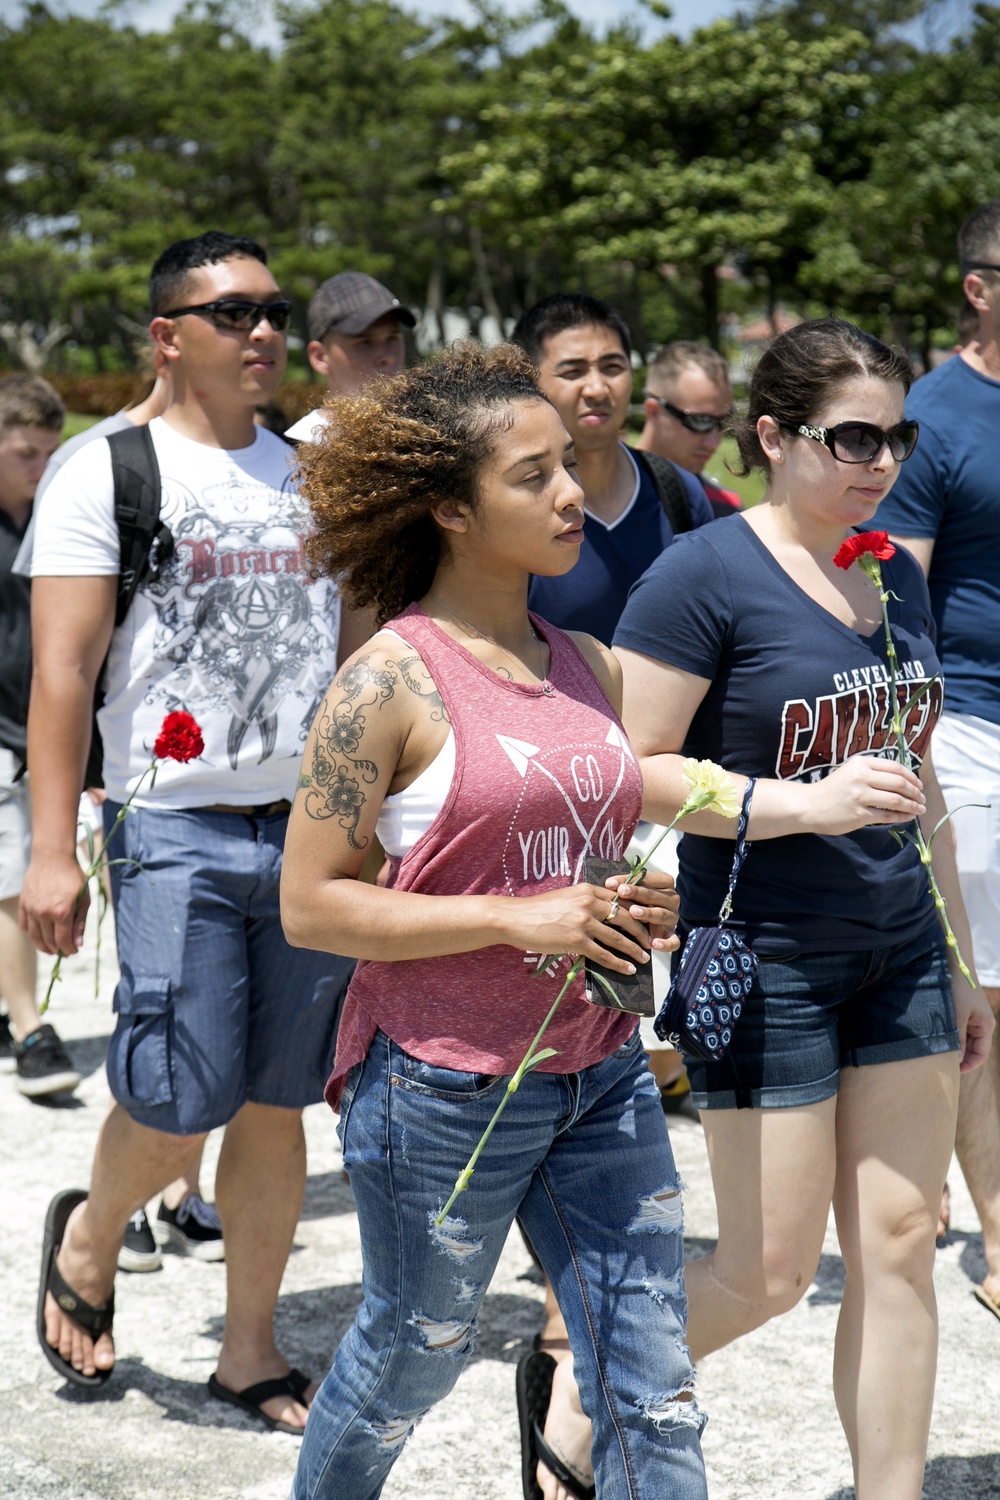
left=645, top=393, right=731, bottom=433
left=796, top=420, right=919, bottom=465
left=160, top=298, right=293, bottom=332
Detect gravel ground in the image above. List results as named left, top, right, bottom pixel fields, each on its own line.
left=1, top=926, right=998, bottom=1500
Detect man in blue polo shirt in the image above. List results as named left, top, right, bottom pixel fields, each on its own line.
left=871, top=198, right=1000, bottom=1323
left=512, top=294, right=713, bottom=644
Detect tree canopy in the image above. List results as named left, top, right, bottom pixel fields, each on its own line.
left=0, top=0, right=993, bottom=370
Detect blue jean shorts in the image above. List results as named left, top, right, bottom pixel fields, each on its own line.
left=104, top=803, right=354, bottom=1136
left=685, top=920, right=959, bottom=1111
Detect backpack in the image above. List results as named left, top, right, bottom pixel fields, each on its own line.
left=108, top=425, right=172, bottom=627
left=84, top=425, right=172, bottom=788
left=634, top=449, right=693, bottom=537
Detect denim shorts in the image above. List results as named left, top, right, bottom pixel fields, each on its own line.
left=685, top=920, right=959, bottom=1111
left=104, top=803, right=354, bottom=1135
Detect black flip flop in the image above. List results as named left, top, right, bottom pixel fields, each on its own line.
left=37, top=1188, right=115, bottom=1389
left=534, top=1423, right=596, bottom=1500
left=208, top=1367, right=313, bottom=1436
left=515, top=1350, right=596, bottom=1500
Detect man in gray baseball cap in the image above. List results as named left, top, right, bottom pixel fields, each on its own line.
left=285, top=272, right=416, bottom=442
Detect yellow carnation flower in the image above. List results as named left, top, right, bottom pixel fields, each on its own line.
left=680, top=758, right=741, bottom=819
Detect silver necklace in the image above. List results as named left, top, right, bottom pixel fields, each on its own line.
left=427, top=591, right=555, bottom=695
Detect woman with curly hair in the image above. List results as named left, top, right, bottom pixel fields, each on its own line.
left=280, top=342, right=707, bottom=1500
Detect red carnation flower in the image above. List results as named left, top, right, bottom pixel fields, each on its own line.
left=154, top=711, right=205, bottom=763
left=833, top=531, right=896, bottom=570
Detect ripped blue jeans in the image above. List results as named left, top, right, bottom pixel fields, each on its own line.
left=293, top=1027, right=707, bottom=1500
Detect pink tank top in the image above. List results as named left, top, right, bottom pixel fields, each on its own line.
left=326, top=604, right=644, bottom=1109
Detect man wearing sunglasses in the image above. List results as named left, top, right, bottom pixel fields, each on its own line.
left=867, top=198, right=1000, bottom=1330
left=285, top=272, right=415, bottom=445
left=636, top=341, right=743, bottom=519
left=22, top=232, right=348, bottom=1433
left=641, top=343, right=743, bottom=519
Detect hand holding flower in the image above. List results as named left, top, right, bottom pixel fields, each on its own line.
left=39, top=712, right=204, bottom=1013
left=833, top=530, right=976, bottom=985
left=602, top=870, right=681, bottom=953
left=804, top=754, right=926, bottom=836
left=497, top=882, right=654, bottom=976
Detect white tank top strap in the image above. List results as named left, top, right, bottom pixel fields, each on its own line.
left=376, top=729, right=456, bottom=858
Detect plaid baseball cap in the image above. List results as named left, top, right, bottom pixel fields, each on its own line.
left=307, top=272, right=416, bottom=342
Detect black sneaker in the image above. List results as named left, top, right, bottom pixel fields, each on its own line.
left=153, top=1194, right=225, bottom=1262
left=118, top=1209, right=162, bottom=1272
left=0, top=1012, right=15, bottom=1075
left=15, top=1023, right=82, bottom=1097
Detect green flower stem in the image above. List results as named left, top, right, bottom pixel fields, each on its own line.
left=434, top=957, right=584, bottom=1226
left=871, top=565, right=974, bottom=988
left=627, top=790, right=719, bottom=885
left=40, top=756, right=157, bottom=1015
left=435, top=778, right=742, bottom=1222
left=608, top=788, right=722, bottom=919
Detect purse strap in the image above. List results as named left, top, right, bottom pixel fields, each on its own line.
left=718, top=777, right=757, bottom=923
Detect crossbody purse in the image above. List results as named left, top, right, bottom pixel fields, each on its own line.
left=653, top=777, right=758, bottom=1062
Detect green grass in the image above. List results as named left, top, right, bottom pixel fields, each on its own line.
left=711, top=437, right=766, bottom=508
left=63, top=413, right=101, bottom=440
left=625, top=428, right=767, bottom=508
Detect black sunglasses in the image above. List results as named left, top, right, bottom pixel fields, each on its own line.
left=962, top=262, right=1000, bottom=275
left=160, top=298, right=292, bottom=332
left=796, top=420, right=919, bottom=464
left=645, top=394, right=732, bottom=433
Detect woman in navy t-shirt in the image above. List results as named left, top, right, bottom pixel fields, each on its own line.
left=613, top=320, right=994, bottom=1499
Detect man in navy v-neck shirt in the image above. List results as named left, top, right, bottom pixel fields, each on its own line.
left=513, top=294, right=713, bottom=645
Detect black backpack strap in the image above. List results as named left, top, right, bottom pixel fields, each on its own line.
left=85, top=427, right=169, bottom=789
left=635, top=449, right=692, bottom=536
left=106, top=425, right=171, bottom=627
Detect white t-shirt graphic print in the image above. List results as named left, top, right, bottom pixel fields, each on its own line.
left=31, top=417, right=340, bottom=808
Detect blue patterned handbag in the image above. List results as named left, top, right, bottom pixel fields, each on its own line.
left=654, top=778, right=758, bottom=1063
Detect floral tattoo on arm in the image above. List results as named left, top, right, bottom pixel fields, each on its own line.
left=297, top=652, right=449, bottom=844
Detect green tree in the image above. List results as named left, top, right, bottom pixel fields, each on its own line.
left=440, top=16, right=871, bottom=345
left=803, top=6, right=1000, bottom=356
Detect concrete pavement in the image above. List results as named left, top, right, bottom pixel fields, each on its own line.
left=1, top=925, right=998, bottom=1499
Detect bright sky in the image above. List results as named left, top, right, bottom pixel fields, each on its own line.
left=0, top=0, right=743, bottom=37
left=422, top=0, right=742, bottom=33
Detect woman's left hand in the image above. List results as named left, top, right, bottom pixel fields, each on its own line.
left=955, top=984, right=996, bottom=1073
left=604, top=871, right=681, bottom=953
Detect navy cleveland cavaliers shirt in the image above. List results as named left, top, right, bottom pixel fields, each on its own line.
left=614, top=517, right=941, bottom=954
